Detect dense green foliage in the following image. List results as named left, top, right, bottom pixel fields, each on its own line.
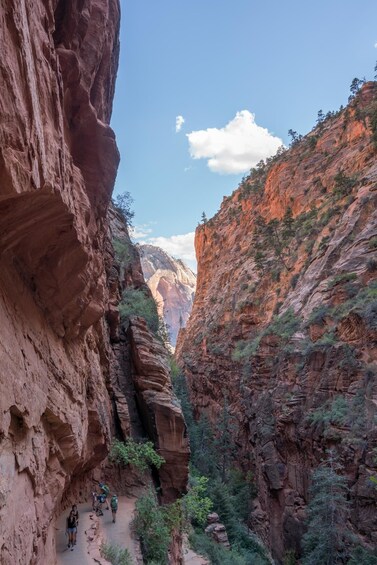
left=101, top=542, right=133, bottom=565
left=302, top=454, right=350, bottom=565
left=307, top=396, right=349, bottom=427
left=113, top=238, right=132, bottom=267
left=172, top=371, right=271, bottom=564
left=133, top=480, right=213, bottom=564
left=109, top=438, right=165, bottom=472
left=183, top=475, right=214, bottom=527
left=133, top=489, right=171, bottom=564
left=189, top=531, right=268, bottom=565
left=233, top=308, right=301, bottom=361
left=119, top=288, right=159, bottom=332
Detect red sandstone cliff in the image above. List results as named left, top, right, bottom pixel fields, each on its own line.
left=140, top=244, right=196, bottom=346
left=177, top=83, right=377, bottom=561
left=0, top=3, right=188, bottom=564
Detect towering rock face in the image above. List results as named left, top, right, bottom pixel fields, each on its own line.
left=0, top=3, right=188, bottom=564
left=140, top=244, right=196, bottom=346
left=0, top=1, right=120, bottom=562
left=177, top=83, right=377, bottom=560
left=109, top=210, right=190, bottom=504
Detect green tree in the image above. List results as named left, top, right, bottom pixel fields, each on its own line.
left=183, top=475, right=213, bottom=527
left=288, top=129, right=302, bottom=146
left=316, top=109, right=324, bottom=125
left=191, top=414, right=218, bottom=477
left=349, top=77, right=365, bottom=101
left=200, top=211, right=208, bottom=224
left=113, top=191, right=134, bottom=226
left=109, top=438, right=165, bottom=472
left=302, top=452, right=350, bottom=565
left=119, top=288, right=159, bottom=333
left=133, top=489, right=171, bottom=563
left=215, top=394, right=237, bottom=482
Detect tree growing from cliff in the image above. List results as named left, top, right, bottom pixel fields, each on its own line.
left=109, top=438, right=165, bottom=472
left=288, top=129, right=303, bottom=146
left=113, top=191, right=134, bottom=226
left=200, top=211, right=208, bottom=224
left=302, top=451, right=350, bottom=565
left=349, top=77, right=365, bottom=101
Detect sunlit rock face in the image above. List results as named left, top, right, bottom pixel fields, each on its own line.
left=0, top=1, right=120, bottom=563
left=140, top=244, right=196, bottom=346
left=177, top=83, right=377, bottom=561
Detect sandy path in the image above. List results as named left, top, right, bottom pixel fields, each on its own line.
left=56, top=498, right=206, bottom=565
left=182, top=536, right=209, bottom=565
left=56, top=497, right=140, bottom=565
left=183, top=547, right=209, bottom=565
left=55, top=502, right=94, bottom=564
left=101, top=496, right=141, bottom=563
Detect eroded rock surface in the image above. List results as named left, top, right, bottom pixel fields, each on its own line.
left=177, top=83, right=377, bottom=560
left=128, top=317, right=190, bottom=503
left=0, top=1, right=120, bottom=563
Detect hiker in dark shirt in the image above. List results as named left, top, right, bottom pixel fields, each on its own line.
left=110, top=494, right=118, bottom=523
left=66, top=510, right=78, bottom=551
left=71, top=505, right=79, bottom=545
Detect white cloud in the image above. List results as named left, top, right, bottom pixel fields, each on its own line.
left=130, top=224, right=153, bottom=239
left=175, top=115, right=185, bottom=133
left=187, top=110, right=283, bottom=174
left=147, top=232, right=196, bottom=271
left=375, top=42, right=377, bottom=48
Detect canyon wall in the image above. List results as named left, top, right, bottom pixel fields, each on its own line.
left=140, top=244, right=196, bottom=346
left=177, top=83, right=377, bottom=561
left=0, top=3, right=188, bottom=564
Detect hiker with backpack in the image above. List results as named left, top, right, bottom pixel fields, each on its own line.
left=66, top=509, right=78, bottom=551
left=98, top=482, right=110, bottom=510
left=110, top=494, right=118, bottom=523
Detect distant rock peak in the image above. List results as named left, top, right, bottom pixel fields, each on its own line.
left=139, top=244, right=196, bottom=346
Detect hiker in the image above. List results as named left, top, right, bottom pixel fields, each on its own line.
left=66, top=509, right=78, bottom=551
left=71, top=504, right=79, bottom=546
left=99, top=482, right=110, bottom=510
left=110, top=494, right=118, bottom=523
left=96, top=493, right=106, bottom=516
left=91, top=491, right=97, bottom=511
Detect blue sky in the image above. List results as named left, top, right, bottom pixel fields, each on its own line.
left=111, top=0, right=377, bottom=270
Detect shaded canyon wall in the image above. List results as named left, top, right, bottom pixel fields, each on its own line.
left=177, top=83, right=377, bottom=561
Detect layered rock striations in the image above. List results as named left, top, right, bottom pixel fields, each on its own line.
left=177, top=83, right=377, bottom=560
left=109, top=208, right=190, bottom=504
left=0, top=3, right=188, bottom=564
left=140, top=244, right=196, bottom=346
left=0, top=1, right=120, bottom=562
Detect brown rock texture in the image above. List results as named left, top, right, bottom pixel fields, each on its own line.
left=0, top=0, right=120, bottom=563
left=177, top=83, right=377, bottom=560
left=107, top=209, right=190, bottom=502
left=140, top=244, right=196, bottom=346
left=0, top=2, right=189, bottom=563
left=128, top=316, right=190, bottom=502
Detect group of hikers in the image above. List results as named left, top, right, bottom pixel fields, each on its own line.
left=66, top=482, right=118, bottom=551
left=91, top=482, right=119, bottom=523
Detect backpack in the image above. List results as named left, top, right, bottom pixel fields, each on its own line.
left=110, top=496, right=118, bottom=510
left=102, top=484, right=110, bottom=495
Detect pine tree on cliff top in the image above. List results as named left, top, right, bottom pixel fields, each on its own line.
left=302, top=452, right=350, bottom=565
